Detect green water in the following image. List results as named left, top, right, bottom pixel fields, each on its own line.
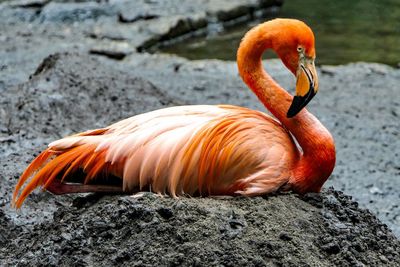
left=161, top=0, right=400, bottom=66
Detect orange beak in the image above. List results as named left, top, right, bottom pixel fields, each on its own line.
left=287, top=58, right=318, bottom=118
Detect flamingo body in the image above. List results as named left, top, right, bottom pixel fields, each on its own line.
left=13, top=19, right=336, bottom=208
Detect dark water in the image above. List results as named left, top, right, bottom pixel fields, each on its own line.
left=161, top=0, right=400, bottom=66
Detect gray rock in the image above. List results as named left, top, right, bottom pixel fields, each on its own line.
left=8, top=0, right=50, bottom=8
left=39, top=1, right=117, bottom=22
left=89, top=40, right=137, bottom=60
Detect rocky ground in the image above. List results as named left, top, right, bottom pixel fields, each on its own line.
left=0, top=0, right=399, bottom=266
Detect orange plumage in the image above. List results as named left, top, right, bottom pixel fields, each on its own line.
left=13, top=19, right=336, bottom=208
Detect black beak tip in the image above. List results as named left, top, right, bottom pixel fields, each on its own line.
left=286, top=90, right=317, bottom=119
left=286, top=105, right=298, bottom=118
left=286, top=96, right=304, bottom=118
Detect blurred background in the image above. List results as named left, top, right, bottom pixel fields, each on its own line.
left=161, top=0, right=400, bottom=66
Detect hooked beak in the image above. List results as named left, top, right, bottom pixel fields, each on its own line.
left=287, top=58, right=319, bottom=118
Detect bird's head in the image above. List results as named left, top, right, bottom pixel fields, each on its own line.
left=269, top=19, right=319, bottom=118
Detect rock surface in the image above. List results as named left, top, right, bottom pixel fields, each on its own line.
left=2, top=189, right=399, bottom=266
left=0, top=0, right=400, bottom=265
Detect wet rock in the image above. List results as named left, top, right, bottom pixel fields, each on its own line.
left=8, top=0, right=50, bottom=9
left=0, top=3, right=39, bottom=22
left=321, top=242, right=341, bottom=255
left=32, top=53, right=61, bottom=76
left=39, top=2, right=117, bottom=22
left=0, top=209, right=10, bottom=246
left=278, top=231, right=292, bottom=241
left=320, top=65, right=337, bottom=76
left=211, top=3, right=253, bottom=22
left=157, top=207, right=174, bottom=220
left=119, top=12, right=159, bottom=23
left=2, top=191, right=400, bottom=266
left=368, top=186, right=383, bottom=195
left=89, top=41, right=136, bottom=60
left=369, top=64, right=389, bottom=75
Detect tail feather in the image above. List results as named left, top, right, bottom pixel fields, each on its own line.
left=85, top=149, right=108, bottom=183
left=12, top=150, right=53, bottom=206
left=12, top=144, right=107, bottom=208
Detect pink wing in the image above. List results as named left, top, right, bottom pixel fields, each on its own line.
left=13, top=105, right=299, bottom=207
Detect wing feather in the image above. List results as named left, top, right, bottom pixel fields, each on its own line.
left=13, top=105, right=298, bottom=207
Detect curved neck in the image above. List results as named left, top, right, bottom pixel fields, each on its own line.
left=237, top=24, right=335, bottom=192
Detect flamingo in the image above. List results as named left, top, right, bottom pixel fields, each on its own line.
left=12, top=18, right=336, bottom=208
